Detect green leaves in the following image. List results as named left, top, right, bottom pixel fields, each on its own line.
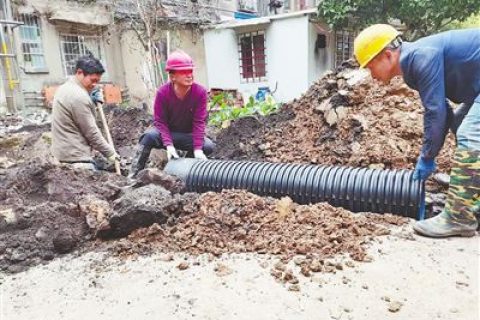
left=208, top=93, right=281, bottom=128
left=318, top=0, right=480, bottom=38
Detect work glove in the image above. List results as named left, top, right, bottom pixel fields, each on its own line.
left=107, top=152, right=120, bottom=163
left=413, top=156, right=436, bottom=181
left=166, top=145, right=180, bottom=160
left=194, top=149, right=208, bottom=160
left=90, top=87, right=104, bottom=105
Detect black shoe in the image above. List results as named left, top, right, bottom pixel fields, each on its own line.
left=128, top=144, right=152, bottom=179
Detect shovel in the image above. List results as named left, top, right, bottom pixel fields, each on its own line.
left=97, top=102, right=121, bottom=175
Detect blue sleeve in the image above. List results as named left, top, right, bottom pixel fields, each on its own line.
left=408, top=48, right=448, bottom=160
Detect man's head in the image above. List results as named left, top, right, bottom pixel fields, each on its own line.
left=354, top=24, right=403, bottom=84
left=165, top=50, right=194, bottom=87
left=74, top=56, right=105, bottom=92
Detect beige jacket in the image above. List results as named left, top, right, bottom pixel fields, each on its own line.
left=51, top=77, right=114, bottom=162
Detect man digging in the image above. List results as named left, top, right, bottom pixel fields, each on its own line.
left=354, top=25, right=479, bottom=238
left=129, top=50, right=215, bottom=178
left=51, top=55, right=119, bottom=171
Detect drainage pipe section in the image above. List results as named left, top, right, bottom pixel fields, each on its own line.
left=165, top=158, right=425, bottom=219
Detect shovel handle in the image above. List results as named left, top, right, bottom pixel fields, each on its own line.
left=97, top=102, right=121, bottom=175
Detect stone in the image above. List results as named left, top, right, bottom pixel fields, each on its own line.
left=35, top=227, right=49, bottom=241
left=78, top=195, right=111, bottom=234
left=388, top=301, right=403, bottom=313
left=52, top=230, right=77, bottom=254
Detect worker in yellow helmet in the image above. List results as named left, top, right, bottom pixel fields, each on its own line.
left=354, top=25, right=480, bottom=238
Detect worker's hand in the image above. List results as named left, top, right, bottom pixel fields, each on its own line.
left=413, top=156, right=436, bottom=181
left=107, top=152, right=120, bottom=163
left=194, top=149, right=207, bottom=160
left=166, top=145, right=180, bottom=160
left=90, top=87, right=104, bottom=105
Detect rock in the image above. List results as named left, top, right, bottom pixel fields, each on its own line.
left=288, top=284, right=300, bottom=292
left=177, top=262, right=189, bottom=270
left=310, top=259, right=323, bottom=272
left=78, top=195, right=111, bottom=235
left=10, top=249, right=27, bottom=262
left=109, top=185, right=195, bottom=237
left=325, top=109, right=338, bottom=126
left=35, top=227, right=49, bottom=241
left=388, top=301, right=403, bottom=313
left=52, top=230, right=77, bottom=254
left=134, top=168, right=185, bottom=193
left=0, top=156, right=15, bottom=169
left=433, top=173, right=450, bottom=186
left=0, top=208, right=16, bottom=225
left=335, top=106, right=348, bottom=123
left=214, top=263, right=233, bottom=277
left=148, top=148, right=168, bottom=169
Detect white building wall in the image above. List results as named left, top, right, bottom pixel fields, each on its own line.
left=204, top=28, right=241, bottom=90
left=265, top=15, right=309, bottom=102
left=307, top=23, right=334, bottom=85
left=204, top=15, right=311, bottom=103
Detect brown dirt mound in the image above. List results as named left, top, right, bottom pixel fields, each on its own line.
left=213, top=70, right=455, bottom=173
left=0, top=160, right=128, bottom=272
left=106, top=106, right=152, bottom=149
left=110, top=190, right=407, bottom=263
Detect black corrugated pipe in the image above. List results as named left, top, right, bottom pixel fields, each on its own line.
left=164, top=159, right=425, bottom=219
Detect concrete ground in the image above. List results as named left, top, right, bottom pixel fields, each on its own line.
left=1, top=225, right=479, bottom=320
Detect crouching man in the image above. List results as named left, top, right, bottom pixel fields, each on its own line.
left=51, top=55, right=119, bottom=170
left=129, top=50, right=215, bottom=177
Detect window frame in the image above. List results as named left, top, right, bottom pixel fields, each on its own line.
left=238, top=30, right=267, bottom=83
left=59, top=33, right=108, bottom=79
left=18, top=14, right=48, bottom=73
left=334, top=29, right=356, bottom=68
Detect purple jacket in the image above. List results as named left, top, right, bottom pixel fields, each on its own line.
left=153, top=82, right=208, bottom=150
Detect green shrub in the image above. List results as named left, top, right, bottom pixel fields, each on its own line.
left=208, top=93, right=280, bottom=128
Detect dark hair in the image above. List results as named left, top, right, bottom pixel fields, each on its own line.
left=75, top=55, right=105, bottom=75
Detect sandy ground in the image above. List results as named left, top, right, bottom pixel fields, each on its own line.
left=1, top=225, right=479, bottom=320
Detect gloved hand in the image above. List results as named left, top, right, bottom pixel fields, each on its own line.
left=90, top=87, right=104, bottom=104
left=413, top=156, right=436, bottom=181
left=166, top=145, right=179, bottom=160
left=194, top=149, right=207, bottom=160
left=107, top=152, right=120, bottom=163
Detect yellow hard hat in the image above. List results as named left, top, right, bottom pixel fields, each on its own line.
left=354, top=24, right=400, bottom=68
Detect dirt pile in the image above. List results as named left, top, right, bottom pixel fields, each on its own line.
left=0, top=159, right=128, bottom=272
left=0, top=154, right=196, bottom=272
left=105, top=105, right=152, bottom=153
left=213, top=67, right=455, bottom=173
left=110, top=190, right=407, bottom=268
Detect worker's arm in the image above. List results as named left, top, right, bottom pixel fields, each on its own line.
left=153, top=89, right=174, bottom=147
left=409, top=48, right=448, bottom=160
left=70, top=98, right=115, bottom=158
left=191, top=89, right=208, bottom=151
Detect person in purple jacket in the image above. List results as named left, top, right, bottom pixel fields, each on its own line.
left=129, top=50, right=215, bottom=177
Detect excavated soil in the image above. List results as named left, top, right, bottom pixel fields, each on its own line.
left=213, top=69, right=455, bottom=173
left=0, top=159, right=128, bottom=272
left=107, top=190, right=408, bottom=280
left=0, top=66, right=455, bottom=276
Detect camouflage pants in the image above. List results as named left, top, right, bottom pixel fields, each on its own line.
left=444, top=96, right=480, bottom=223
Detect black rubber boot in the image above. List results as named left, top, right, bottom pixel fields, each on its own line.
left=128, top=144, right=152, bottom=179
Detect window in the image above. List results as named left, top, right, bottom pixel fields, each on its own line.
left=18, top=14, right=47, bottom=72
left=238, top=31, right=266, bottom=82
left=334, top=29, right=356, bottom=68
left=59, top=34, right=107, bottom=77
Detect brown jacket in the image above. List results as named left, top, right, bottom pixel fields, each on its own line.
left=51, top=77, right=114, bottom=162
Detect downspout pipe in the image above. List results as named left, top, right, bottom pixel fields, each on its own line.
left=165, top=158, right=425, bottom=219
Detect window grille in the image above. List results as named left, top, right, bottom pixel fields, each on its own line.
left=334, top=29, right=356, bottom=68
left=18, top=14, right=47, bottom=71
left=59, top=34, right=107, bottom=77
left=238, top=31, right=266, bottom=83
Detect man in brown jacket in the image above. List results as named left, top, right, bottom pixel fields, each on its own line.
left=51, top=56, right=118, bottom=170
